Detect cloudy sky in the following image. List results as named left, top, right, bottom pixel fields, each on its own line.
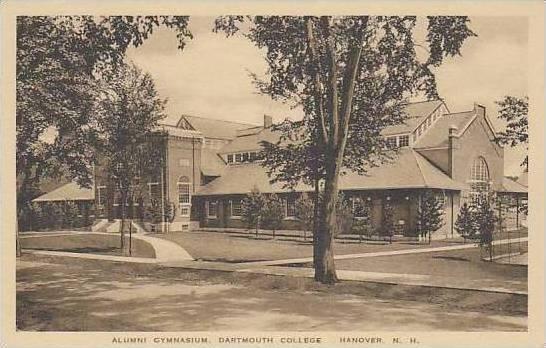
left=126, top=16, right=528, bottom=175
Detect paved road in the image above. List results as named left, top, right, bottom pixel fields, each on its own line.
left=16, top=258, right=526, bottom=332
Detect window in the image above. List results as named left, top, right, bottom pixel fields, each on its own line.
left=286, top=197, right=296, bottom=218
left=469, top=157, right=490, bottom=202
left=148, top=182, right=160, bottom=202
left=231, top=200, right=242, bottom=217
left=179, top=158, right=190, bottom=167
left=249, top=152, right=258, bottom=162
left=97, top=186, right=106, bottom=207
left=242, top=152, right=249, bottom=162
left=207, top=200, right=218, bottom=218
left=177, top=176, right=191, bottom=217
left=398, top=135, right=409, bottom=147
left=235, top=153, right=242, bottom=162
left=227, top=154, right=234, bottom=163
left=386, top=137, right=397, bottom=149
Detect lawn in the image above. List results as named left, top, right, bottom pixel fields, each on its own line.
left=156, top=230, right=467, bottom=263
left=321, top=246, right=527, bottom=284
left=16, top=254, right=527, bottom=331
left=20, top=233, right=156, bottom=258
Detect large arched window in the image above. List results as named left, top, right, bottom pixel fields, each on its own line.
left=177, top=176, right=191, bottom=217
left=469, top=157, right=490, bottom=202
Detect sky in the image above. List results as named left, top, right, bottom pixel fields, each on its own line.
left=126, top=16, right=528, bottom=176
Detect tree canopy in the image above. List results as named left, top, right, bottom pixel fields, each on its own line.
left=495, top=95, right=528, bottom=170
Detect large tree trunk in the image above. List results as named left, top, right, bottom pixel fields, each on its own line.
left=314, top=156, right=340, bottom=284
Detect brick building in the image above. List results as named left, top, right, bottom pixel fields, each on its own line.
left=33, top=100, right=527, bottom=237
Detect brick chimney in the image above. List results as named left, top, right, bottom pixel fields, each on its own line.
left=264, top=114, right=273, bottom=128
left=448, top=125, right=459, bottom=178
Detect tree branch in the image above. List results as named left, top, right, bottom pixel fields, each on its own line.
left=337, top=18, right=368, bottom=154
left=320, top=16, right=339, bottom=147
left=305, top=17, right=329, bottom=146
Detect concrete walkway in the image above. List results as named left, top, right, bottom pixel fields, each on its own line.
left=239, top=237, right=529, bottom=267
left=20, top=231, right=194, bottom=263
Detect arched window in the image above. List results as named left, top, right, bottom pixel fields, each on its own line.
left=469, top=157, right=490, bottom=202
left=177, top=176, right=191, bottom=217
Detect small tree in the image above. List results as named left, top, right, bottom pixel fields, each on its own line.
left=454, top=202, right=477, bottom=242
left=380, top=198, right=395, bottom=243
left=351, top=199, right=371, bottom=243
left=416, top=191, right=445, bottom=244
left=474, top=196, right=497, bottom=261
left=295, top=193, right=315, bottom=241
left=262, top=194, right=285, bottom=239
left=241, top=188, right=267, bottom=237
left=334, top=194, right=353, bottom=237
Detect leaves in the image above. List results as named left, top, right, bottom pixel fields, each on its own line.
left=495, top=96, right=528, bottom=169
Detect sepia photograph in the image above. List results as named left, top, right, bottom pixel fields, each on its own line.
left=1, top=1, right=544, bottom=347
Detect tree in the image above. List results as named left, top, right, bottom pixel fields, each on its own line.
left=262, top=194, right=285, bottom=239
left=215, top=16, right=475, bottom=283
left=16, top=15, right=193, bottom=256
left=351, top=198, right=372, bottom=243
left=95, top=62, right=167, bottom=254
left=495, top=96, right=528, bottom=170
left=241, top=188, right=268, bottom=237
left=295, top=193, right=315, bottom=241
left=416, top=191, right=445, bottom=244
left=454, top=202, right=477, bottom=242
left=380, top=198, right=395, bottom=244
left=474, top=196, right=497, bottom=261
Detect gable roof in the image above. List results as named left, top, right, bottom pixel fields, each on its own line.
left=161, top=114, right=258, bottom=140
left=33, top=182, right=94, bottom=202
left=413, top=110, right=476, bottom=149
left=195, top=148, right=466, bottom=196
left=218, top=127, right=280, bottom=154
left=201, top=149, right=227, bottom=177
left=381, top=99, right=446, bottom=135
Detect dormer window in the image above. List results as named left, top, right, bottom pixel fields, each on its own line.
left=250, top=152, right=258, bottom=162
left=386, top=137, right=397, bottom=149
left=242, top=152, right=249, bottom=162
left=235, top=153, right=242, bottom=162
left=227, top=154, right=234, bottom=163
left=399, top=135, right=409, bottom=147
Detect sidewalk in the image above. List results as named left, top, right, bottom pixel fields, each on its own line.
left=238, top=237, right=529, bottom=267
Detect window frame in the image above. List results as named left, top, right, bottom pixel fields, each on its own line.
left=177, top=176, right=191, bottom=217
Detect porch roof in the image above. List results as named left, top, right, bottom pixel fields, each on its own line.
left=32, top=182, right=94, bottom=202
left=195, top=148, right=466, bottom=196
left=201, top=149, right=227, bottom=177
left=497, top=177, right=528, bottom=194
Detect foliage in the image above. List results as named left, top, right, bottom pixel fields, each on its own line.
left=416, top=191, right=445, bottom=243
left=351, top=198, right=372, bottom=241
left=380, top=199, right=395, bottom=241
left=214, top=15, right=475, bottom=283
left=241, top=188, right=268, bottom=233
left=474, top=196, right=497, bottom=261
left=144, top=199, right=176, bottom=226
left=334, top=194, right=354, bottom=237
left=495, top=96, right=528, bottom=170
left=262, top=194, right=285, bottom=238
left=454, top=202, right=477, bottom=241
left=295, top=193, right=315, bottom=240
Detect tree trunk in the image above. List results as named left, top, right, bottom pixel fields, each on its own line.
left=129, top=218, right=132, bottom=256
left=314, top=161, right=340, bottom=284
left=120, top=192, right=126, bottom=254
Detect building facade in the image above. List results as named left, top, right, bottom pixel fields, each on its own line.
left=33, top=100, right=527, bottom=237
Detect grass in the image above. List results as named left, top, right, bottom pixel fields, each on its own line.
left=156, top=230, right=469, bottom=263
left=20, top=233, right=156, bottom=258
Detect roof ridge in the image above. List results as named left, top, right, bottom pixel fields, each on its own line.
left=401, top=99, right=443, bottom=106
left=182, top=114, right=259, bottom=127
left=411, top=150, right=430, bottom=188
